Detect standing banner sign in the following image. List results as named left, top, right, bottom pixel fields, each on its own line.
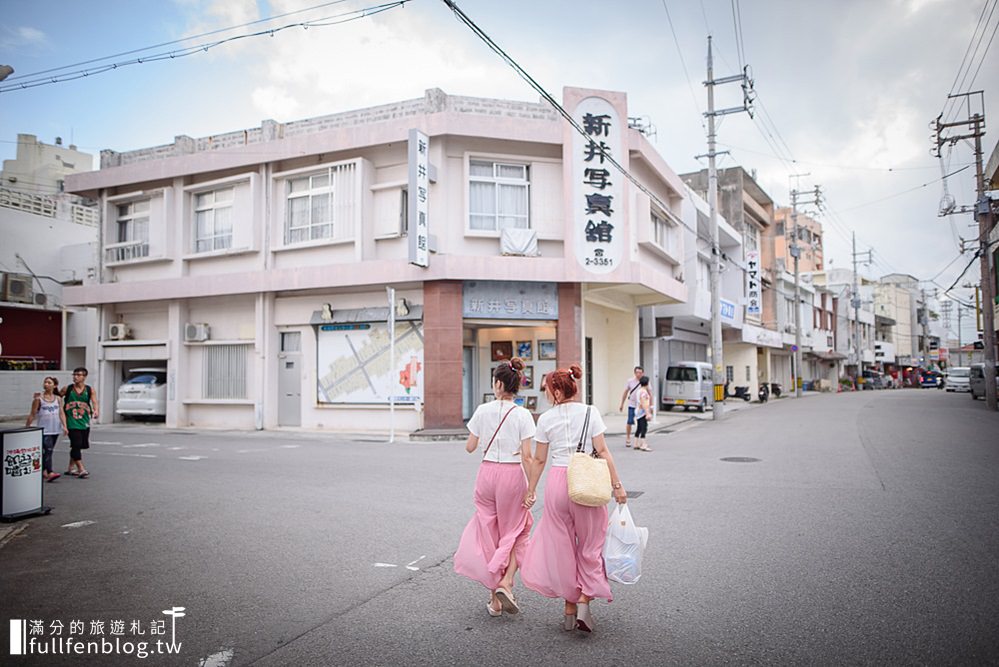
left=1, top=428, right=48, bottom=520
left=408, top=129, right=430, bottom=268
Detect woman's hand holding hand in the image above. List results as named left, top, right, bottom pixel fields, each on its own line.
left=523, top=490, right=536, bottom=509
left=613, top=486, right=628, bottom=504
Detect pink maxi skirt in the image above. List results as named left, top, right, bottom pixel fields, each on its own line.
left=520, top=466, right=613, bottom=603
left=454, top=461, right=533, bottom=590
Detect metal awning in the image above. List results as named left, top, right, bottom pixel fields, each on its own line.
left=309, top=305, right=423, bottom=325
left=806, top=350, right=847, bottom=361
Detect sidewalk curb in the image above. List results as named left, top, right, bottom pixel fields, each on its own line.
left=0, top=522, right=28, bottom=550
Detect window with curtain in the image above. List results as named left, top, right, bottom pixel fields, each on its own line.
left=283, top=163, right=356, bottom=245
left=468, top=159, right=529, bottom=231
left=110, top=199, right=150, bottom=262
left=193, top=187, right=234, bottom=252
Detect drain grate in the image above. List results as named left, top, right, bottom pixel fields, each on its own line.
left=720, top=456, right=761, bottom=463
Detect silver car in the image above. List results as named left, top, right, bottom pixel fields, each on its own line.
left=116, top=367, right=167, bottom=418
left=970, top=363, right=999, bottom=400
left=945, top=367, right=971, bottom=393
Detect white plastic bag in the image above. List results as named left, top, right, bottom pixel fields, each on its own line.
left=603, top=503, right=648, bottom=584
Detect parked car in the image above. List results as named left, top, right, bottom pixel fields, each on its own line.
left=919, top=371, right=942, bottom=388
left=116, top=367, right=167, bottom=418
left=945, top=367, right=971, bottom=393
left=970, top=363, right=999, bottom=400
left=661, top=361, right=714, bottom=413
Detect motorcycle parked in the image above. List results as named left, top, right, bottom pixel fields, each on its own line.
left=730, top=384, right=751, bottom=401
left=770, top=382, right=783, bottom=398
left=758, top=383, right=770, bottom=403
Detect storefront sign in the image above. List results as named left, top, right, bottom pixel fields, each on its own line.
left=408, top=129, right=430, bottom=268
left=720, top=299, right=736, bottom=322
left=317, top=322, right=424, bottom=404
left=1, top=428, right=43, bottom=519
left=462, top=281, right=558, bottom=320
left=573, top=97, right=623, bottom=274
left=746, top=250, right=761, bottom=316
left=740, top=322, right=783, bottom=349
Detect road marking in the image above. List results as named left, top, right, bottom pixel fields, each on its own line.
left=136, top=454, right=157, bottom=458
left=167, top=447, right=186, bottom=451
left=199, top=648, right=234, bottom=667
left=406, top=555, right=427, bottom=571
left=90, top=441, right=122, bottom=445
left=123, top=443, right=160, bottom=448
left=178, top=456, right=205, bottom=461
left=279, top=445, right=300, bottom=449
left=373, top=562, right=398, bottom=568
left=235, top=449, right=263, bottom=454
left=61, top=520, right=95, bottom=529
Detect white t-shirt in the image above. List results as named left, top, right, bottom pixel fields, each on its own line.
left=535, top=402, right=607, bottom=468
left=467, top=399, right=537, bottom=463
left=624, top=377, right=642, bottom=408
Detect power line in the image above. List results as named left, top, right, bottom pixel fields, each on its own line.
left=944, top=0, right=998, bottom=123
left=5, top=0, right=355, bottom=82
left=661, top=0, right=706, bottom=131
left=0, top=1, right=409, bottom=93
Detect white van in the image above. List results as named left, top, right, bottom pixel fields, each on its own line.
left=662, top=361, right=714, bottom=413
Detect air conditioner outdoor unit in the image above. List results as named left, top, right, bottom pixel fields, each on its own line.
left=108, top=323, right=130, bottom=340
left=184, top=322, right=211, bottom=342
left=3, top=273, right=33, bottom=304
left=34, top=293, right=48, bottom=306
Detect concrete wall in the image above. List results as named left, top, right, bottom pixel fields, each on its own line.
left=0, top=370, right=75, bottom=420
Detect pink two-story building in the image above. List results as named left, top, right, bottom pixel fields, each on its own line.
left=64, top=87, right=688, bottom=433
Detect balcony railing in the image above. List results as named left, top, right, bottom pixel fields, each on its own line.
left=105, top=239, right=150, bottom=264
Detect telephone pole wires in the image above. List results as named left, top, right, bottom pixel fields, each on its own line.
left=702, top=35, right=753, bottom=421
left=933, top=91, right=996, bottom=410
left=790, top=181, right=822, bottom=398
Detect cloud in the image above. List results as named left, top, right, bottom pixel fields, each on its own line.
left=1, top=26, right=47, bottom=50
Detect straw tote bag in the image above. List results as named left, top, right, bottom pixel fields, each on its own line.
left=567, top=406, right=612, bottom=507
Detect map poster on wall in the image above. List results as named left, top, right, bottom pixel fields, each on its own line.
left=316, top=321, right=424, bottom=404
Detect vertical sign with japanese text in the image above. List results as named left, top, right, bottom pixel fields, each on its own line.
left=746, top=250, right=761, bottom=317
left=573, top=97, right=623, bottom=274
left=408, top=129, right=429, bottom=268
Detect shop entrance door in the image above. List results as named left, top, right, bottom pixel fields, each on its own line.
left=462, top=346, right=474, bottom=420
left=278, top=332, right=302, bottom=427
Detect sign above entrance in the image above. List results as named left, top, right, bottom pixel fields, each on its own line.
left=572, top=97, right=624, bottom=274
left=463, top=281, right=558, bottom=320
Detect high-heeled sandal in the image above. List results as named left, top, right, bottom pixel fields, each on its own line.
left=563, top=614, right=576, bottom=631
left=494, top=587, right=520, bottom=614
left=575, top=602, right=595, bottom=632
left=486, top=601, right=502, bottom=617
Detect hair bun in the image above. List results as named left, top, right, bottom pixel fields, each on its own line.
left=569, top=364, right=583, bottom=380
left=510, top=357, right=525, bottom=372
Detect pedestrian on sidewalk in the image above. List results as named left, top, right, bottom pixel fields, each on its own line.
left=454, top=357, right=537, bottom=617
left=521, top=364, right=628, bottom=633
left=60, top=367, right=98, bottom=479
left=633, top=376, right=654, bottom=452
left=25, top=376, right=68, bottom=482
left=618, top=366, right=644, bottom=448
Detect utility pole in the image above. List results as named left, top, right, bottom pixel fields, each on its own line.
left=933, top=91, right=996, bottom=410
left=919, top=287, right=931, bottom=368
left=789, top=182, right=822, bottom=398
left=851, top=233, right=873, bottom=384
left=702, top=35, right=753, bottom=421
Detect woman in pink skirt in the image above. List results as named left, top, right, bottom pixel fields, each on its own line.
left=454, top=358, right=537, bottom=617
left=521, top=364, right=627, bottom=633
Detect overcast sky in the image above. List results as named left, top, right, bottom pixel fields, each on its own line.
left=1, top=0, right=996, bottom=342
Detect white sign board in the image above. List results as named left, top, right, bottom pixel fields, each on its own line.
left=408, top=129, right=430, bottom=268
left=317, top=322, right=424, bottom=404
left=745, top=250, right=762, bottom=316
left=2, top=428, right=43, bottom=519
left=573, top=97, right=623, bottom=273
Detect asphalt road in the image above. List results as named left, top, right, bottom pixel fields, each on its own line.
left=2, top=389, right=997, bottom=666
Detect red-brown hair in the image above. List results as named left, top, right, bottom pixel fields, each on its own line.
left=544, top=364, right=583, bottom=402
